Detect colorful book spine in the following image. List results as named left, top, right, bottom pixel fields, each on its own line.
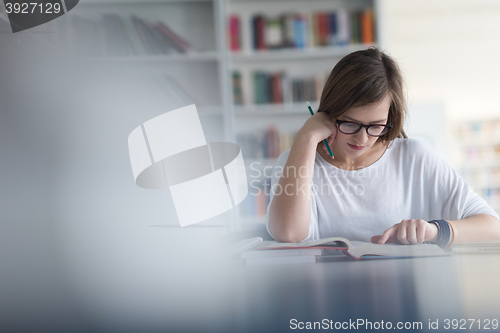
left=350, top=11, right=361, bottom=44
left=281, top=12, right=295, bottom=48
left=228, top=15, right=241, bottom=51
left=237, top=128, right=296, bottom=160
left=317, top=12, right=329, bottom=46
left=252, top=15, right=266, bottom=50
left=235, top=7, right=375, bottom=52
left=265, top=16, right=282, bottom=49
left=360, top=8, right=374, bottom=44
left=293, top=14, right=307, bottom=48
left=328, top=12, right=338, bottom=45
left=337, top=9, right=350, bottom=46
left=246, top=70, right=327, bottom=105
left=155, top=21, right=192, bottom=53
left=232, top=71, right=244, bottom=105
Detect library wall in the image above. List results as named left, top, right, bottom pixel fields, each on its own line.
left=382, top=0, right=500, bottom=215
left=383, top=0, right=500, bottom=122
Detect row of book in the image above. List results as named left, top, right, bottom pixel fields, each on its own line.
left=232, top=70, right=326, bottom=105
left=461, top=145, right=500, bottom=165
left=237, top=127, right=296, bottom=159
left=461, top=167, right=500, bottom=187
left=456, top=119, right=500, bottom=143
left=49, top=14, right=192, bottom=57
left=228, top=8, right=375, bottom=51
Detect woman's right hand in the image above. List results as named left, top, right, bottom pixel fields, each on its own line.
left=297, top=111, right=337, bottom=149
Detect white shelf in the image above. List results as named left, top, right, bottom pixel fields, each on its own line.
left=456, top=139, right=500, bottom=147
left=230, top=44, right=375, bottom=63
left=233, top=102, right=319, bottom=116
left=82, top=0, right=214, bottom=5
left=86, top=52, right=219, bottom=64
left=460, top=161, right=500, bottom=169
left=470, top=183, right=500, bottom=191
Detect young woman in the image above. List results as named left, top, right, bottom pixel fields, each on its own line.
left=266, top=47, right=500, bottom=246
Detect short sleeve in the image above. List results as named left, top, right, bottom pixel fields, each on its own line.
left=264, top=150, right=320, bottom=241
left=409, top=138, right=500, bottom=222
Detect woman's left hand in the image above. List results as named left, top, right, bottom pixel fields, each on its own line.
left=371, top=219, right=438, bottom=245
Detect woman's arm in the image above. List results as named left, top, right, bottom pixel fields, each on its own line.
left=372, top=214, right=500, bottom=245
left=448, top=214, right=500, bottom=244
left=268, top=112, right=336, bottom=243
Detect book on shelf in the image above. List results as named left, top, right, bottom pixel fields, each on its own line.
left=252, top=15, right=266, bottom=50
left=228, top=14, right=241, bottom=51
left=232, top=71, right=244, bottom=105
left=155, top=21, right=192, bottom=53
left=456, top=119, right=500, bottom=143
left=293, top=14, right=307, bottom=48
left=265, top=16, right=282, bottom=49
left=237, top=127, right=296, bottom=159
left=231, top=7, right=375, bottom=52
left=281, top=12, right=295, bottom=48
left=233, top=69, right=326, bottom=105
left=361, top=8, right=375, bottom=44
left=350, top=11, right=360, bottom=44
left=257, top=237, right=449, bottom=260
left=64, top=13, right=192, bottom=57
left=316, top=11, right=329, bottom=46
left=455, top=119, right=500, bottom=214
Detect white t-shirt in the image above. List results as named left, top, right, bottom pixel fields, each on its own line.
left=265, top=138, right=500, bottom=242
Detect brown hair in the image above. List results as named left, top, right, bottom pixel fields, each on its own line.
left=318, top=47, right=407, bottom=145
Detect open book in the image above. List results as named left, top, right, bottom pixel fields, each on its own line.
left=256, top=236, right=449, bottom=260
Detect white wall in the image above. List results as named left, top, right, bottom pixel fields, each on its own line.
left=382, top=0, right=500, bottom=122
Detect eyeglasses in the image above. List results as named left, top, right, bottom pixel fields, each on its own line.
left=335, top=120, right=392, bottom=137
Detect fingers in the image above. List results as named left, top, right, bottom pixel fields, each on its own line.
left=416, top=220, right=427, bottom=243
left=378, top=226, right=396, bottom=244
left=327, top=132, right=336, bottom=145
left=376, top=220, right=429, bottom=245
left=323, top=133, right=336, bottom=155
left=406, top=224, right=418, bottom=244
left=397, top=224, right=410, bottom=245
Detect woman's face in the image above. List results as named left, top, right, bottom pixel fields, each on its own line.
left=334, top=93, right=391, bottom=160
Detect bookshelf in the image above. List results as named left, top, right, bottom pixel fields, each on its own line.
left=455, top=119, right=500, bottom=215
left=26, top=0, right=381, bottom=227
left=60, top=0, right=231, bottom=143
left=226, top=0, right=382, bottom=223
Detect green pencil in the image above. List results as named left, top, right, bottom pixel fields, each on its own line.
left=307, top=101, right=334, bottom=159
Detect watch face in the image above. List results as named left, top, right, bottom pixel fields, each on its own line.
left=3, top=0, right=79, bottom=33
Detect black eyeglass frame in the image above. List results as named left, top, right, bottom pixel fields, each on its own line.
left=335, top=119, right=393, bottom=137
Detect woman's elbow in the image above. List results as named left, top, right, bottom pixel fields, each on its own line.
left=268, top=220, right=309, bottom=243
